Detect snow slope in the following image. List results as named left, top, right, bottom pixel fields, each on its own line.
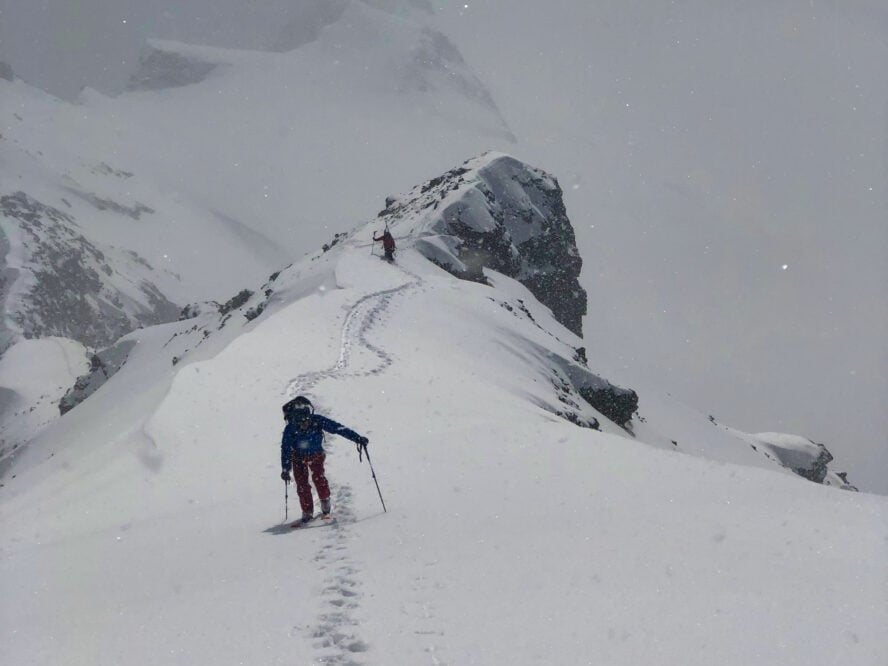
left=4, top=1, right=884, bottom=493
left=435, top=0, right=888, bottom=493
left=2, top=158, right=885, bottom=665
left=0, top=3, right=518, bottom=459
left=1, top=0, right=514, bottom=344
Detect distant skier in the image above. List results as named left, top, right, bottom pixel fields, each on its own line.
left=280, top=396, right=369, bottom=525
left=373, top=228, right=396, bottom=262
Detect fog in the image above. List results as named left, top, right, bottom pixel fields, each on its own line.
left=1, top=0, right=885, bottom=492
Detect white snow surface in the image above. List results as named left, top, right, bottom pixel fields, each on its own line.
left=1, top=220, right=886, bottom=665
left=0, top=337, right=88, bottom=463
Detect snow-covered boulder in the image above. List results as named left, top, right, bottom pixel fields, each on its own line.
left=747, top=432, right=857, bottom=490
left=379, top=153, right=587, bottom=337
left=718, top=427, right=857, bottom=490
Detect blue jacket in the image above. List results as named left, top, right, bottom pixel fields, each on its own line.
left=281, top=414, right=364, bottom=468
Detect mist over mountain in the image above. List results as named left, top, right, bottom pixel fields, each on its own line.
left=1, top=0, right=886, bottom=656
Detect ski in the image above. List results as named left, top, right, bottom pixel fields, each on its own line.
left=290, top=515, right=317, bottom=529
left=290, top=514, right=334, bottom=529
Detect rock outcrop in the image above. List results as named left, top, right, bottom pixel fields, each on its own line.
left=58, top=340, right=135, bottom=415
left=127, top=42, right=219, bottom=91
left=746, top=432, right=857, bottom=490
left=376, top=153, right=637, bottom=427
left=379, top=153, right=587, bottom=337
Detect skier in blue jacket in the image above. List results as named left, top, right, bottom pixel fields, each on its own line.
left=280, top=396, right=368, bottom=524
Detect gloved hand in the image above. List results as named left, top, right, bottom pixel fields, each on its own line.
left=281, top=470, right=290, bottom=482
left=357, top=436, right=369, bottom=447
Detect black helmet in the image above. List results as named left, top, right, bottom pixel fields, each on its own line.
left=283, top=395, right=313, bottom=422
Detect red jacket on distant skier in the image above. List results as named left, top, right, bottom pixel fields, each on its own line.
left=373, top=230, right=396, bottom=260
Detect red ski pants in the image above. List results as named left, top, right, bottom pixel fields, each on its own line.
left=290, top=453, right=330, bottom=514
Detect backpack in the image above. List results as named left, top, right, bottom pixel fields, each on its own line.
left=282, top=395, right=313, bottom=422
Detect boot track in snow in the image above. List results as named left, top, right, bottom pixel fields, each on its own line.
left=283, top=268, right=420, bottom=663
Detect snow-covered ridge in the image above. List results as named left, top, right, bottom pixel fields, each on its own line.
left=18, top=152, right=857, bottom=492
left=0, top=156, right=879, bottom=666
left=55, top=153, right=631, bottom=429
left=64, top=153, right=856, bottom=489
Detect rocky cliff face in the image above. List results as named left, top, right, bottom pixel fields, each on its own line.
left=0, top=191, right=179, bottom=351
left=374, top=153, right=637, bottom=426
left=378, top=153, right=587, bottom=337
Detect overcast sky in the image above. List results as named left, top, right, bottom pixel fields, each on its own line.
left=1, top=0, right=885, bottom=492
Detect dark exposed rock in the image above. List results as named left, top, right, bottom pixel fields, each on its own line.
left=218, top=289, right=254, bottom=316
left=59, top=341, right=136, bottom=415
left=0, top=191, right=179, bottom=348
left=128, top=45, right=218, bottom=91
left=577, top=385, right=638, bottom=428
left=64, top=188, right=154, bottom=220
left=382, top=153, right=587, bottom=337
left=743, top=432, right=858, bottom=490
left=178, top=303, right=204, bottom=321
left=0, top=62, right=14, bottom=82
left=548, top=348, right=637, bottom=427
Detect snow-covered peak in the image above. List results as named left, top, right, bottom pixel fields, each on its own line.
left=273, top=0, right=435, bottom=53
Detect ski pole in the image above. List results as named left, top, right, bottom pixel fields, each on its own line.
left=363, top=445, right=387, bottom=513
left=284, top=479, right=289, bottom=521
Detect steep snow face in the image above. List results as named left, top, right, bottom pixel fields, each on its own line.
left=72, top=5, right=515, bottom=259
left=0, top=76, right=294, bottom=346
left=0, top=337, right=88, bottom=472
left=0, top=5, right=517, bottom=349
left=378, top=153, right=586, bottom=336
left=0, top=8, right=517, bottom=480
left=273, top=0, right=434, bottom=52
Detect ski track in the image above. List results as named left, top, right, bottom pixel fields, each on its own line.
left=286, top=278, right=417, bottom=400
left=285, top=268, right=422, bottom=663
